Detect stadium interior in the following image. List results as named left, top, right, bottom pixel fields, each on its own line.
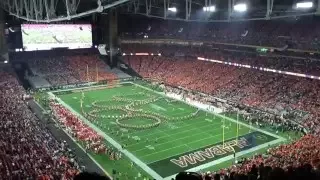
left=1, top=0, right=320, bottom=180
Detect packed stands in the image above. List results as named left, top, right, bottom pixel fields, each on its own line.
left=50, top=103, right=121, bottom=159
left=27, top=55, right=117, bottom=86
left=0, top=66, right=79, bottom=179
left=123, top=52, right=320, bottom=179
left=6, top=14, right=320, bottom=180
left=120, top=16, right=320, bottom=51
left=122, top=44, right=320, bottom=75
left=67, top=55, right=117, bottom=82
left=123, top=53, right=320, bottom=135
left=200, top=134, right=320, bottom=180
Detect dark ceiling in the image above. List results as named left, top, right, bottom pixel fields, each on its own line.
left=2, top=0, right=318, bottom=22
left=119, top=0, right=318, bottom=21
left=38, top=0, right=319, bottom=18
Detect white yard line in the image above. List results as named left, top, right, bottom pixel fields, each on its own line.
left=132, top=122, right=223, bottom=151
left=123, top=115, right=207, bottom=137
left=50, top=92, right=163, bottom=180
left=131, top=82, right=285, bottom=140
left=51, top=84, right=108, bottom=93
left=144, top=127, right=252, bottom=164
left=51, top=83, right=286, bottom=180
left=156, top=127, right=194, bottom=155
left=126, top=120, right=222, bottom=147
left=118, top=114, right=219, bottom=143
left=131, top=82, right=286, bottom=180
left=130, top=124, right=220, bottom=150
left=50, top=82, right=132, bottom=93
left=140, top=130, right=236, bottom=161
left=164, top=138, right=284, bottom=180
left=34, top=100, right=112, bottom=179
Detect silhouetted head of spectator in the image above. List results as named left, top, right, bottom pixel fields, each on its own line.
left=73, top=172, right=111, bottom=180
left=204, top=173, right=213, bottom=180
left=267, top=167, right=285, bottom=180
left=175, top=172, right=202, bottom=180
left=213, top=173, right=220, bottom=180
left=250, top=164, right=258, bottom=176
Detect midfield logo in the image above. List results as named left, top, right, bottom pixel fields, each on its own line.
left=170, top=138, right=250, bottom=168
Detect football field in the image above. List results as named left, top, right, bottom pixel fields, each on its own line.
left=50, top=82, right=285, bottom=179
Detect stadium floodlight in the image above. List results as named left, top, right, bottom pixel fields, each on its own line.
left=168, top=7, right=177, bottom=12
left=296, top=2, right=313, bottom=9
left=203, top=6, right=216, bottom=12
left=234, top=3, right=247, bottom=12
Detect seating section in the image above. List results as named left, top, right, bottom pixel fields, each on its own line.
left=7, top=15, right=320, bottom=179
left=123, top=55, right=320, bottom=135
left=123, top=52, right=320, bottom=178
left=0, top=67, right=79, bottom=179
left=50, top=103, right=120, bottom=159
left=67, top=55, right=117, bottom=82
left=120, top=16, right=320, bottom=51
left=122, top=44, right=320, bottom=75
left=28, top=55, right=117, bottom=86
left=201, top=134, right=320, bottom=179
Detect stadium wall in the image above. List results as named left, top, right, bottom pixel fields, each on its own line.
left=0, top=9, right=5, bottom=53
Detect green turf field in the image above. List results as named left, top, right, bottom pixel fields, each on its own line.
left=50, top=82, right=285, bottom=180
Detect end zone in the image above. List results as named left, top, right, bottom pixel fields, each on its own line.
left=148, top=131, right=281, bottom=178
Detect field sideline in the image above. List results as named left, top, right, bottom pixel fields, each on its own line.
left=48, top=82, right=286, bottom=179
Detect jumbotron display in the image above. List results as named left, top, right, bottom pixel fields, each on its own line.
left=21, top=24, right=92, bottom=51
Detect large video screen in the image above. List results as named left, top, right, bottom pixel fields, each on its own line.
left=21, top=24, right=92, bottom=51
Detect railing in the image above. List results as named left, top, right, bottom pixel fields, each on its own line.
left=120, top=38, right=320, bottom=54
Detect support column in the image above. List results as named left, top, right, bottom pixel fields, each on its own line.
left=100, top=13, right=108, bottom=43
left=109, top=8, right=118, bottom=68
left=228, top=0, right=232, bottom=21
left=185, top=0, right=192, bottom=21
left=317, top=0, right=320, bottom=14
left=266, top=0, right=273, bottom=19
left=0, top=9, right=6, bottom=53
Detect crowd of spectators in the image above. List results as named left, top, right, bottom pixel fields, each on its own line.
left=164, top=86, right=304, bottom=134
left=8, top=20, right=320, bottom=178
left=50, top=102, right=121, bottom=160
left=3, top=15, right=320, bottom=180
left=123, top=54, right=320, bottom=134
left=120, top=16, right=320, bottom=51
left=4, top=53, right=320, bottom=179
left=122, top=44, right=320, bottom=75
left=199, top=134, right=320, bottom=180
left=121, top=42, right=320, bottom=179
left=28, top=55, right=117, bottom=86
left=0, top=66, right=79, bottom=179
left=164, top=85, right=318, bottom=180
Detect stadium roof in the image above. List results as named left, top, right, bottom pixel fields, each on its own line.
left=123, top=0, right=320, bottom=22
left=1, top=0, right=320, bottom=22
left=0, top=0, right=129, bottom=22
